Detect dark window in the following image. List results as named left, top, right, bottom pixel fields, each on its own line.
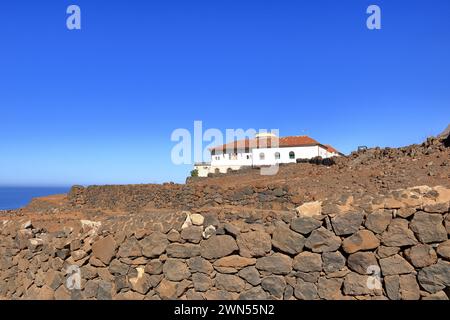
left=289, top=151, right=295, bottom=159
left=275, top=152, right=281, bottom=160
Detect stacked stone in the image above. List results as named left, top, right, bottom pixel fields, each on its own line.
left=0, top=186, right=449, bottom=300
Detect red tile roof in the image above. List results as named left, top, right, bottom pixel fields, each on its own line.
left=324, top=144, right=340, bottom=154
left=210, top=135, right=325, bottom=152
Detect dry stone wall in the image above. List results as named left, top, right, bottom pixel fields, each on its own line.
left=1, top=186, right=450, bottom=300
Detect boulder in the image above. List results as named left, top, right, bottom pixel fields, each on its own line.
left=261, top=276, right=286, bottom=299
left=163, top=259, right=190, bottom=282
left=128, top=267, right=152, bottom=295
left=255, top=253, right=293, bottom=275
left=180, top=226, right=203, bottom=244
left=305, top=227, right=341, bottom=253
left=343, top=272, right=377, bottom=296
left=322, top=251, right=346, bottom=274
left=417, top=260, right=450, bottom=294
left=192, top=273, right=213, bottom=292
left=140, top=232, right=168, bottom=258
left=365, top=210, right=392, bottom=234
left=117, top=237, right=142, bottom=258
left=187, top=257, right=214, bottom=274
left=436, top=240, right=450, bottom=259
left=238, top=266, right=261, bottom=286
left=294, top=279, right=318, bottom=300
left=347, top=252, right=378, bottom=275
left=381, top=219, right=418, bottom=247
left=317, top=277, right=343, bottom=300
left=342, top=230, right=380, bottom=254
left=236, top=231, right=272, bottom=258
left=404, top=244, right=438, bottom=268
left=379, top=254, right=415, bottom=276
left=166, top=243, right=201, bottom=258
left=201, top=235, right=238, bottom=259
left=271, top=223, right=305, bottom=255
left=215, top=274, right=246, bottom=293
left=296, top=201, right=322, bottom=217
left=239, top=286, right=269, bottom=300
left=156, top=279, right=178, bottom=299
left=331, top=212, right=364, bottom=236
left=290, top=216, right=322, bottom=235
left=190, top=214, right=205, bottom=226
left=410, top=212, right=447, bottom=244
left=293, top=252, right=322, bottom=272
left=399, top=274, right=420, bottom=300
left=214, top=255, right=256, bottom=269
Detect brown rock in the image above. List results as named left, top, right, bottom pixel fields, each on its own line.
left=140, top=232, right=169, bottom=258
left=238, top=266, right=261, bottom=286
left=290, top=216, right=322, bottom=235
left=417, top=260, right=450, bottom=294
left=271, top=223, right=305, bottom=255
left=379, top=254, right=415, bottom=276
left=255, top=253, right=293, bottom=275
left=317, top=277, right=343, bottom=300
left=342, top=230, right=380, bottom=254
left=347, top=252, right=378, bottom=275
left=381, top=219, right=418, bottom=247
left=92, top=235, right=117, bottom=265
left=187, top=257, right=214, bottom=274
left=377, top=246, right=400, bottom=258
left=384, top=275, right=400, bottom=300
left=404, top=244, right=438, bottom=268
left=322, top=251, right=346, bottom=274
left=180, top=226, right=203, bottom=244
left=214, top=255, right=256, bottom=269
left=294, top=279, right=318, bottom=300
left=117, top=237, right=142, bottom=258
left=343, top=272, right=379, bottom=296
left=156, top=279, right=178, bottom=299
left=129, top=267, right=152, bottom=295
left=166, top=243, right=201, bottom=258
left=236, top=231, right=272, bottom=258
left=192, top=273, right=213, bottom=292
left=437, top=240, right=450, bottom=259
left=305, top=227, right=341, bottom=253
left=399, top=274, right=420, bottom=300
left=331, top=212, right=364, bottom=236
left=215, top=274, right=246, bottom=293
left=201, top=235, right=238, bottom=259
left=163, top=259, right=190, bottom=281
left=410, top=212, right=447, bottom=244
left=365, top=210, right=392, bottom=234
left=293, top=252, right=322, bottom=272
left=296, top=201, right=322, bottom=217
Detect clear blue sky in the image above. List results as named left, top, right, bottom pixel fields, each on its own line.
left=1, top=0, right=449, bottom=186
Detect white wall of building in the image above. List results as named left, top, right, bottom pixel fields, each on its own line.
left=252, top=145, right=322, bottom=166
left=194, top=145, right=339, bottom=177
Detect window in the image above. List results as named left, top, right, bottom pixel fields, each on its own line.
left=246, top=155, right=250, bottom=159
left=275, top=152, right=281, bottom=160
left=259, top=152, right=265, bottom=160
left=289, top=151, right=295, bottom=159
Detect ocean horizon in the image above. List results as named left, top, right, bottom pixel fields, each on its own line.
left=0, top=186, right=71, bottom=210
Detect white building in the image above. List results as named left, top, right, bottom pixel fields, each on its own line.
left=194, top=133, right=342, bottom=177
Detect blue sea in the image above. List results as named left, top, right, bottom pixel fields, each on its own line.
left=0, top=187, right=71, bottom=210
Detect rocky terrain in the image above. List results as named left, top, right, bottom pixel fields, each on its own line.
left=0, top=129, right=449, bottom=300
